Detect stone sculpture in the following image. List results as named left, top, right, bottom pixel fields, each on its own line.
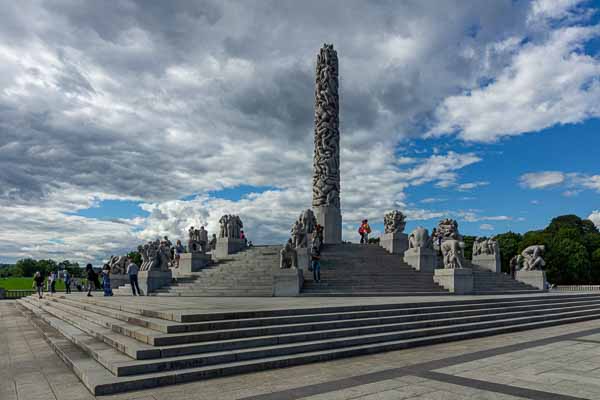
left=473, top=237, right=499, bottom=256
left=218, top=215, right=243, bottom=239
left=209, top=234, right=217, bottom=251
left=280, top=239, right=298, bottom=269
left=520, top=245, right=546, bottom=271
left=300, top=209, right=317, bottom=235
left=187, top=226, right=208, bottom=253
left=384, top=210, right=407, bottom=234
left=107, top=255, right=127, bottom=275
left=441, top=239, right=465, bottom=269
left=313, top=44, right=342, bottom=244
left=291, top=219, right=307, bottom=248
left=433, top=218, right=462, bottom=243
left=138, top=239, right=171, bottom=272
left=408, top=227, right=432, bottom=249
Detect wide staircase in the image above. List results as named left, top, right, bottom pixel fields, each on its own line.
left=17, top=293, right=600, bottom=395
left=302, top=243, right=448, bottom=296
left=471, top=267, right=540, bottom=294
left=151, top=246, right=280, bottom=297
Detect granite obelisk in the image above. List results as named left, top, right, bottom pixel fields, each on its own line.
left=312, top=44, right=342, bottom=244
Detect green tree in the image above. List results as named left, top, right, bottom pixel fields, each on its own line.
left=15, top=258, right=39, bottom=277
left=127, top=251, right=142, bottom=266
left=462, top=235, right=476, bottom=260
left=495, top=231, right=522, bottom=273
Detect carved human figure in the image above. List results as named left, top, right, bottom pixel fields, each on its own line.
left=219, top=215, right=228, bottom=238
left=520, top=245, right=546, bottom=271
left=312, top=44, right=340, bottom=211
left=291, top=220, right=306, bottom=248
left=300, top=209, right=317, bottom=234
left=280, top=239, right=298, bottom=269
left=209, top=234, right=217, bottom=251
left=408, top=227, right=432, bottom=249
left=384, top=210, right=407, bottom=234
left=441, top=239, right=465, bottom=269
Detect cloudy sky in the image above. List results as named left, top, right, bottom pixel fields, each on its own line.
left=1, top=0, right=600, bottom=265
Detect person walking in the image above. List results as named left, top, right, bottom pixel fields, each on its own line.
left=63, top=270, right=71, bottom=294
left=127, top=258, right=141, bottom=296
left=311, top=245, right=322, bottom=283
left=32, top=271, right=44, bottom=299
left=48, top=270, right=57, bottom=295
left=102, top=265, right=113, bottom=296
left=174, top=240, right=184, bottom=268
left=359, top=219, right=371, bottom=244
left=85, top=264, right=96, bottom=297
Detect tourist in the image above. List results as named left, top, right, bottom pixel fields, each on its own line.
left=64, top=270, right=71, bottom=294
left=85, top=264, right=97, bottom=297
left=32, top=271, right=44, bottom=299
left=175, top=240, right=185, bottom=268
left=315, top=224, right=324, bottom=250
left=311, top=244, right=322, bottom=283
left=102, top=264, right=113, bottom=296
left=49, top=270, right=57, bottom=295
left=127, top=258, right=141, bottom=296
left=209, top=234, right=217, bottom=251
left=240, top=230, right=247, bottom=246
left=359, top=219, right=371, bottom=244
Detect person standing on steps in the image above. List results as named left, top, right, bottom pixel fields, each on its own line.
left=32, top=271, right=44, bottom=299
left=48, top=270, right=57, bottom=295
left=359, top=219, right=371, bottom=244
left=174, top=240, right=184, bottom=268
left=85, top=264, right=97, bottom=297
left=102, top=264, right=113, bottom=296
left=127, top=258, right=141, bottom=296
left=63, top=270, right=71, bottom=294
left=311, top=244, right=322, bottom=283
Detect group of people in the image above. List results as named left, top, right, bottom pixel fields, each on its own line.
left=32, top=257, right=143, bottom=299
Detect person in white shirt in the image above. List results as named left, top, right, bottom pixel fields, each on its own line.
left=126, top=259, right=141, bottom=296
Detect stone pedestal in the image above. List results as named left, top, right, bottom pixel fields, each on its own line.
left=380, top=232, right=409, bottom=255
left=472, top=253, right=501, bottom=273
left=214, top=238, right=246, bottom=259
left=138, top=270, right=172, bottom=295
left=296, top=247, right=312, bottom=281
left=434, top=268, right=473, bottom=294
left=110, top=274, right=130, bottom=290
left=516, top=270, right=546, bottom=290
left=403, top=247, right=437, bottom=273
left=273, top=268, right=303, bottom=296
left=179, top=253, right=211, bottom=273
left=314, top=205, right=341, bottom=244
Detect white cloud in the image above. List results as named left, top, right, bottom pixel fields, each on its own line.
left=420, top=197, right=447, bottom=204
left=480, top=223, right=494, bottom=231
left=429, top=23, right=600, bottom=142
left=589, top=210, right=600, bottom=229
left=520, top=171, right=600, bottom=193
left=457, top=181, right=489, bottom=191
left=520, top=172, right=566, bottom=189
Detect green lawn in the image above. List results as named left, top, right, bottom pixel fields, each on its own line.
left=0, top=277, right=68, bottom=290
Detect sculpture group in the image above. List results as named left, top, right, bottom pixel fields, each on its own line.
left=138, top=237, right=173, bottom=272
left=281, top=209, right=320, bottom=269
left=219, top=215, right=244, bottom=239
left=511, top=245, right=546, bottom=271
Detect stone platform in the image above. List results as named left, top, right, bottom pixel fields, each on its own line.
left=15, top=292, right=600, bottom=396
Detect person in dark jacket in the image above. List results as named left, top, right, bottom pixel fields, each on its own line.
left=85, top=264, right=97, bottom=297
left=32, top=271, right=44, bottom=299
left=311, top=245, right=322, bottom=283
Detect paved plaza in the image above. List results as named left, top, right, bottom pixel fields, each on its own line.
left=4, top=298, right=600, bottom=399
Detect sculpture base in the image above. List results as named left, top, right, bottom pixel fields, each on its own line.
left=110, top=274, right=130, bottom=289
left=214, top=238, right=246, bottom=259
left=296, top=247, right=312, bottom=281
left=273, top=268, right=303, bottom=296
left=403, top=247, right=437, bottom=273
left=138, top=270, right=172, bottom=295
left=472, top=254, right=501, bottom=273
left=314, top=205, right=342, bottom=244
left=515, top=270, right=546, bottom=291
left=178, top=253, right=211, bottom=274
left=433, top=268, right=473, bottom=294
left=380, top=233, right=408, bottom=255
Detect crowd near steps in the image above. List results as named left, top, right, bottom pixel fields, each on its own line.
left=16, top=293, right=600, bottom=395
